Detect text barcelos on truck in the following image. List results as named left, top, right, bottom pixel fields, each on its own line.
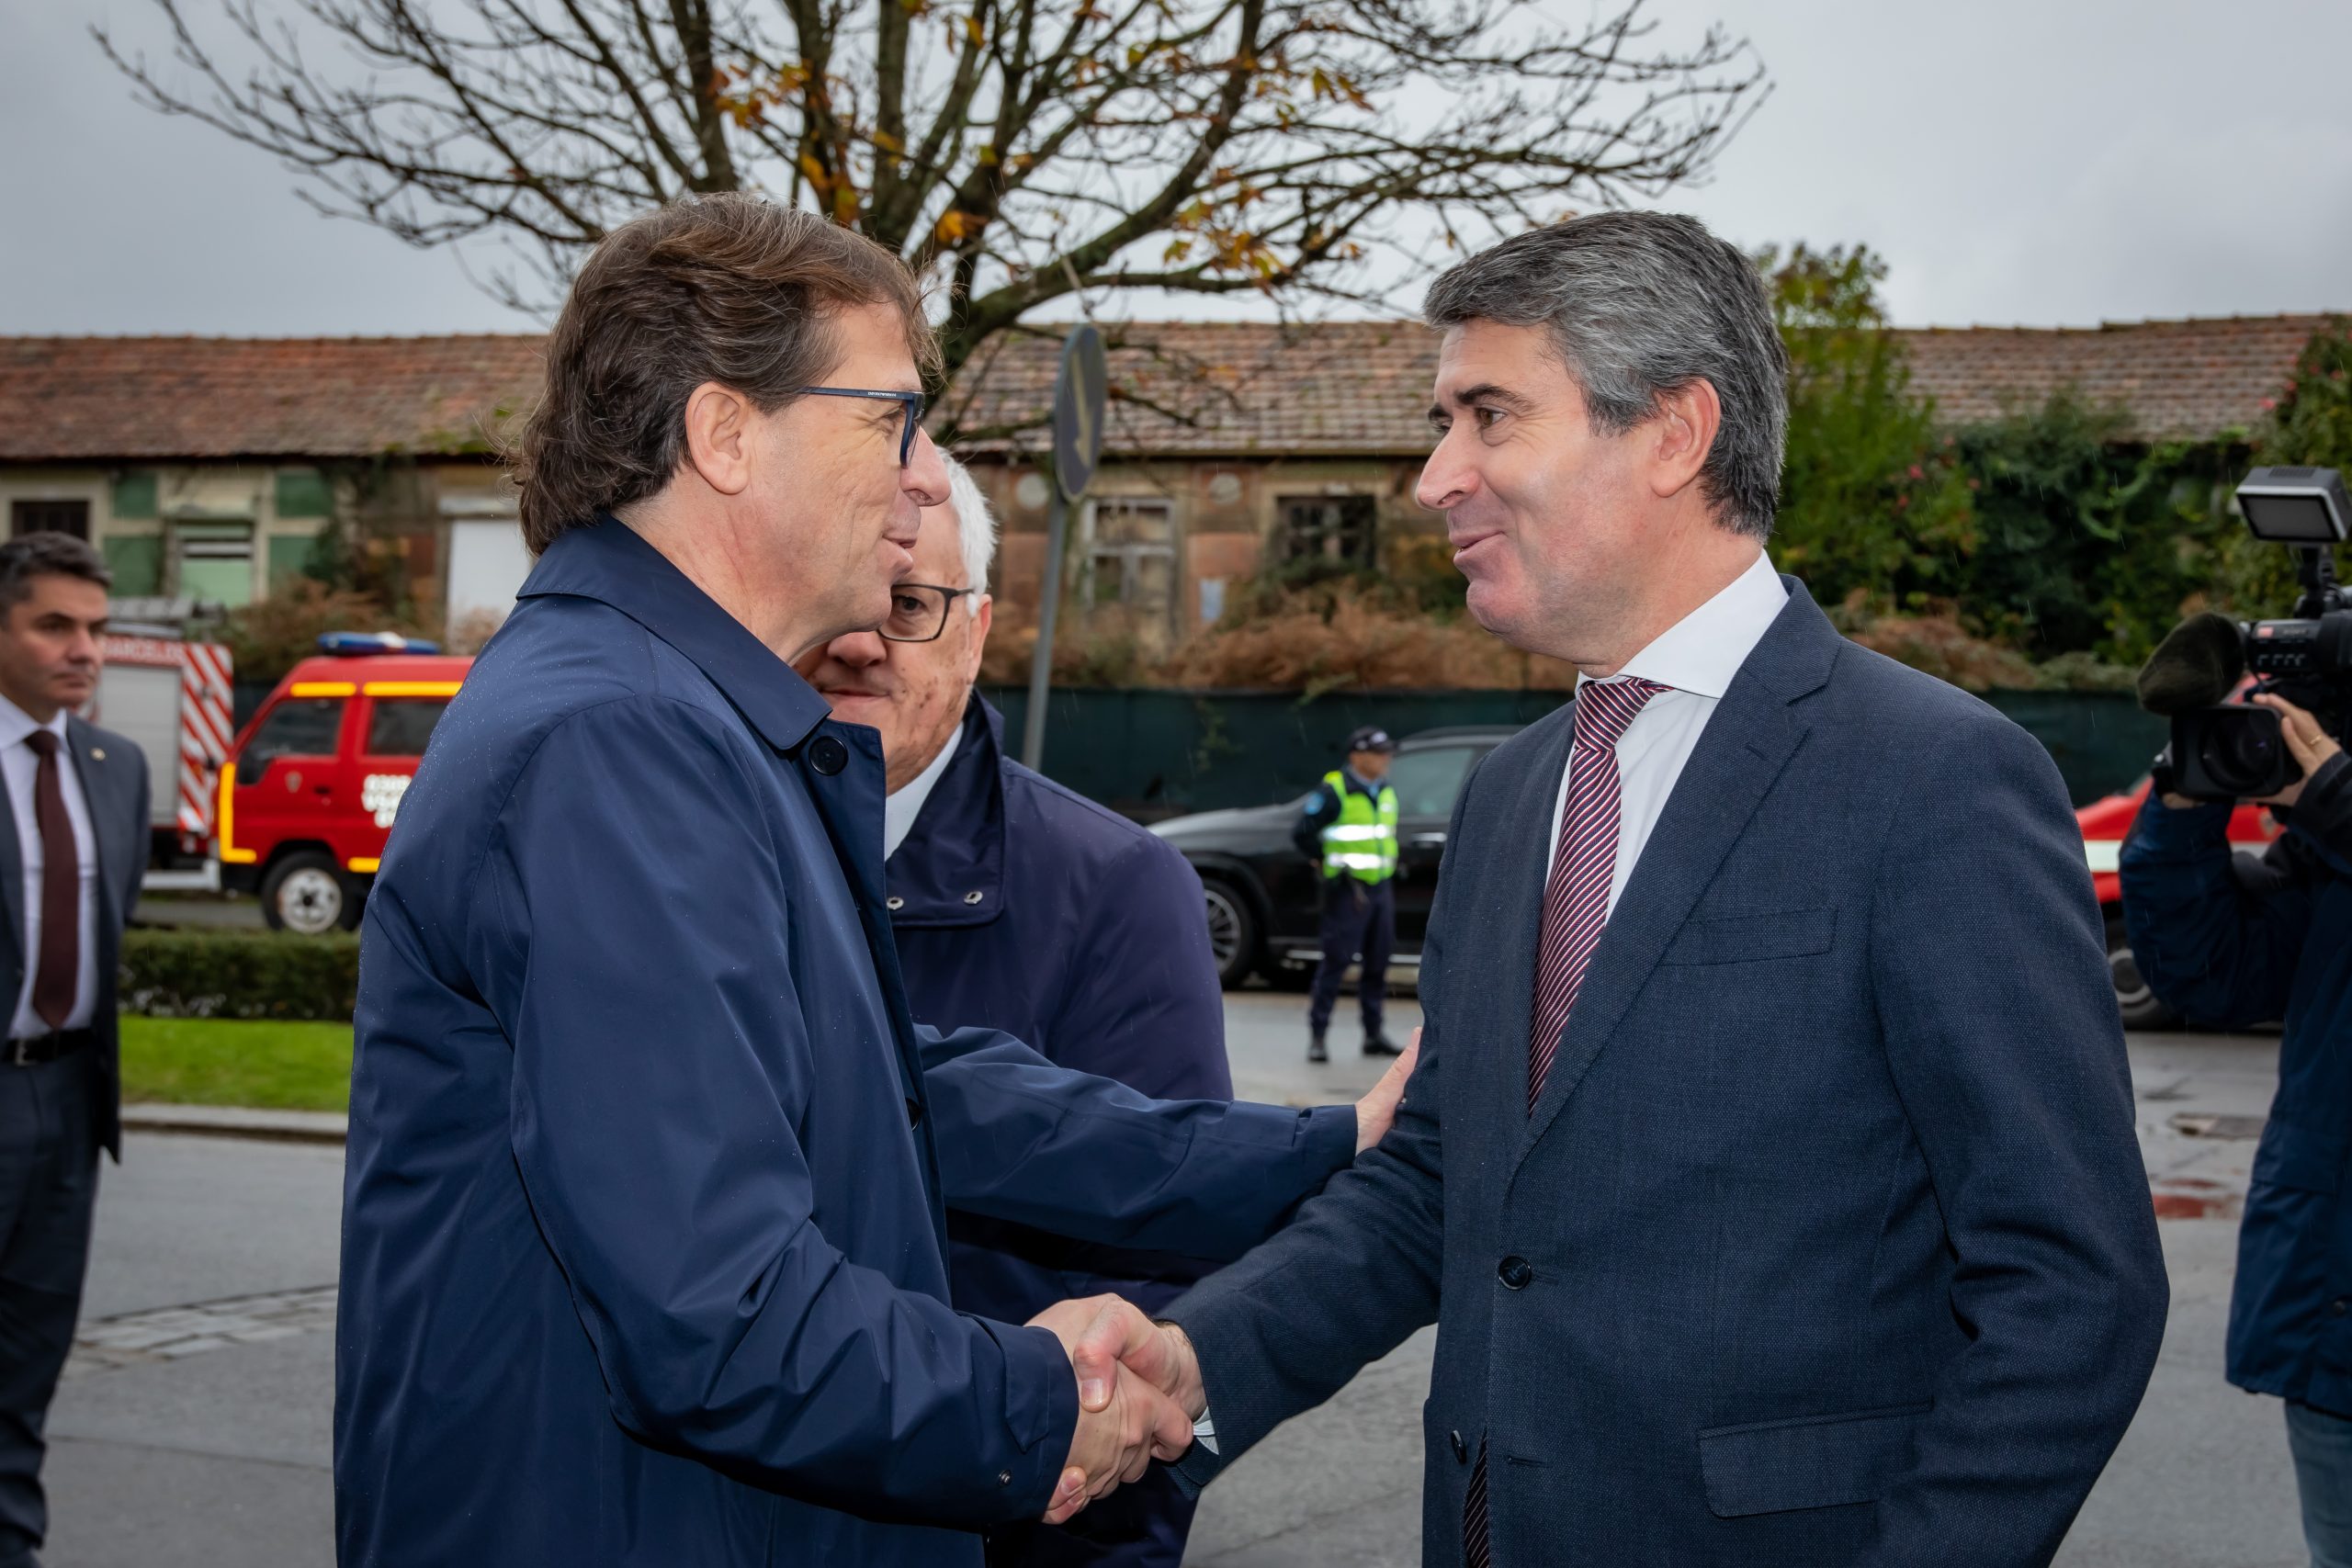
left=216, top=633, right=473, bottom=933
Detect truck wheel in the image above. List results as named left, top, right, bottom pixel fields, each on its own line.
left=262, top=852, right=349, bottom=937
left=2107, top=913, right=2179, bottom=1032
left=1202, top=878, right=1259, bottom=990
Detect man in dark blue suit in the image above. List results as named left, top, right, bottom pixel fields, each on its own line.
left=336, top=197, right=1396, bottom=1568
left=799, top=458, right=1419, bottom=1568
left=1077, top=212, right=2169, bottom=1565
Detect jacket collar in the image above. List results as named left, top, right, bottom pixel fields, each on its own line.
left=886, top=695, right=1007, bottom=928
left=516, top=519, right=832, bottom=755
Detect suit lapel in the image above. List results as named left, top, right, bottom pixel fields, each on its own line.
left=65, top=717, right=130, bottom=963
left=1510, top=581, right=1840, bottom=1184
left=1473, top=707, right=1577, bottom=1134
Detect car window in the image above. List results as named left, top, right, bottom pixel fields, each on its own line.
left=243, top=697, right=343, bottom=770
left=366, top=698, right=449, bottom=758
left=1385, top=746, right=1476, bottom=818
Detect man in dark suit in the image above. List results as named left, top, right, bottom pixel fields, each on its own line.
left=1069, top=212, right=2169, bottom=1565
left=0, top=533, right=147, bottom=1568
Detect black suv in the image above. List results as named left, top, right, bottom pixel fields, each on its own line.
left=1150, top=727, right=1521, bottom=987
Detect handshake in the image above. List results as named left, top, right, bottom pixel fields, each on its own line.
left=1027, top=1294, right=1206, bottom=1525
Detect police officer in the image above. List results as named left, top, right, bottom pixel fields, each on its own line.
left=1294, top=727, right=1407, bottom=1063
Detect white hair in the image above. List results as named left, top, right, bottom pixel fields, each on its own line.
left=940, top=455, right=999, bottom=613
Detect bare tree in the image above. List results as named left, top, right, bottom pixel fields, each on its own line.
left=99, top=0, right=1767, bottom=420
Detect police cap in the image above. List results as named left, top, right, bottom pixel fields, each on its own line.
left=1345, top=726, right=1396, bottom=755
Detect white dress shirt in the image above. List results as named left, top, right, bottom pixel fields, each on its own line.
left=0, top=694, right=100, bottom=1036
left=883, top=719, right=964, bottom=862
left=1547, top=551, right=1790, bottom=914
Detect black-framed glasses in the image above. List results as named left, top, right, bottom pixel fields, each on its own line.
left=797, top=386, right=928, bottom=466
left=879, top=582, right=976, bottom=644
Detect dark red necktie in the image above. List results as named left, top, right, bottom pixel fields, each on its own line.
left=1467, top=677, right=1667, bottom=1568
left=26, top=730, right=77, bottom=1032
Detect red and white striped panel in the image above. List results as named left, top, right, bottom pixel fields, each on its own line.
left=177, top=642, right=234, bottom=840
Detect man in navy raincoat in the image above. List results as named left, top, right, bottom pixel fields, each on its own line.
left=798, top=460, right=1415, bottom=1567
left=334, top=197, right=1376, bottom=1567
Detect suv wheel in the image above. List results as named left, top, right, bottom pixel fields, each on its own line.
left=2106, top=913, right=2178, bottom=1032
left=262, top=852, right=351, bottom=936
left=1202, top=878, right=1259, bottom=989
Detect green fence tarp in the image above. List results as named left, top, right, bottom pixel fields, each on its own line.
left=978, top=686, right=2165, bottom=818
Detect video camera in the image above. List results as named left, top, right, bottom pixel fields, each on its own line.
left=2139, top=468, right=2352, bottom=802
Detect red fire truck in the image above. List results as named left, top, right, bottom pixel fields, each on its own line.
left=216, top=635, right=473, bottom=932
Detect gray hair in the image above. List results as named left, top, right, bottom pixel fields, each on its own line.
left=1423, top=211, right=1787, bottom=539
left=938, top=456, right=999, bottom=612
left=0, top=531, right=110, bottom=613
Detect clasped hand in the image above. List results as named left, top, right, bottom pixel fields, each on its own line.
left=1026, top=1295, right=1207, bottom=1525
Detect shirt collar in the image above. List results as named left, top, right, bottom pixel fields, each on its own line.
left=516, top=519, right=833, bottom=755
left=884, top=714, right=965, bottom=861
left=1586, top=550, right=1790, bottom=700
left=0, top=693, right=68, bottom=751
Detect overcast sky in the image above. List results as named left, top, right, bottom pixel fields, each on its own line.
left=7, top=0, right=2349, bottom=335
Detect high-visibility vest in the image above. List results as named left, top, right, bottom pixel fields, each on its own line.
left=1319, top=771, right=1399, bottom=884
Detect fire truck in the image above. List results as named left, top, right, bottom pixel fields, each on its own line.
left=216, top=634, right=472, bottom=932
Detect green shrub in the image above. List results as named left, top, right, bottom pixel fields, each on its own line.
left=120, top=929, right=360, bottom=1022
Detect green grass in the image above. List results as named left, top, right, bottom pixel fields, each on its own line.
left=119, top=1016, right=355, bottom=1112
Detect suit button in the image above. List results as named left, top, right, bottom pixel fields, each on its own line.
left=906, top=1098, right=923, bottom=1127
left=1449, top=1429, right=1468, bottom=1464
left=1497, top=1256, right=1532, bottom=1290
left=808, top=735, right=849, bottom=775
left=2335, top=1298, right=2348, bottom=1318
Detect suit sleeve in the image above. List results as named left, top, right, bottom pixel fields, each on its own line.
left=480, top=698, right=1076, bottom=1527
left=122, top=747, right=149, bottom=923
left=919, top=1024, right=1354, bottom=1259
left=1869, top=713, right=2167, bottom=1564
left=2119, top=771, right=2322, bottom=1028
left=1153, top=765, right=1480, bottom=1491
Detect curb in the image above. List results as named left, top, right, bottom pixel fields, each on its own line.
left=120, top=1102, right=348, bottom=1146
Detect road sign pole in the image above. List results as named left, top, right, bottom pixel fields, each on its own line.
left=1021, top=324, right=1106, bottom=773
left=1021, top=489, right=1069, bottom=771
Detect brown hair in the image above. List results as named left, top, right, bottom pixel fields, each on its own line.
left=513, top=193, right=936, bottom=552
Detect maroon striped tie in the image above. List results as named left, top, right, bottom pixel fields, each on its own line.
left=1465, top=678, right=1664, bottom=1568
left=1526, top=678, right=1665, bottom=1111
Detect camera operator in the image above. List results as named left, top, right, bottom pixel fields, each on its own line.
left=2120, top=689, right=2352, bottom=1565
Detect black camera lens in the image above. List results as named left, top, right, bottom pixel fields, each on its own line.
left=2198, top=711, right=2283, bottom=795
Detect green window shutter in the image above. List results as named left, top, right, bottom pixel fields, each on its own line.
left=103, top=536, right=164, bottom=596
left=274, top=468, right=333, bottom=519
left=267, top=535, right=312, bottom=588
left=111, top=472, right=159, bottom=521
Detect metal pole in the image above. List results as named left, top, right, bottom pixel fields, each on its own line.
left=1022, top=491, right=1069, bottom=771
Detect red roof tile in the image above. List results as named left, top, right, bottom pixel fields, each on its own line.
left=0, top=335, right=544, bottom=463
left=0, top=314, right=2333, bottom=466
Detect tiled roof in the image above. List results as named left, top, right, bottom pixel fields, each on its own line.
left=0, top=334, right=545, bottom=463
left=1897, top=314, right=2337, bottom=442
left=0, top=313, right=2334, bottom=465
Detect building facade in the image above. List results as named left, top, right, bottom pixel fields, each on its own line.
left=0, top=316, right=2330, bottom=641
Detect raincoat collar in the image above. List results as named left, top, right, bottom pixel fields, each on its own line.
left=517, top=518, right=832, bottom=756
left=886, top=694, right=1008, bottom=929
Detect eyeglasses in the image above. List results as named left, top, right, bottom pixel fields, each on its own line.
left=797, top=386, right=928, bottom=466
left=879, top=582, right=976, bottom=644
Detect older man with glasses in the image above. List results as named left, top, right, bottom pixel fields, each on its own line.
left=797, top=458, right=1413, bottom=1568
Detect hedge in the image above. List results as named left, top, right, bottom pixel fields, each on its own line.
left=121, top=929, right=360, bottom=1021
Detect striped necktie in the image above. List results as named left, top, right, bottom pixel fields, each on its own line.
left=1465, top=676, right=1664, bottom=1568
